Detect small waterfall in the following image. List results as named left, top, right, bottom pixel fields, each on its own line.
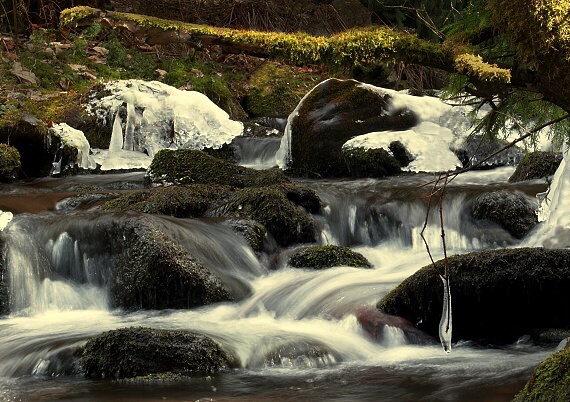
left=234, top=137, right=282, bottom=169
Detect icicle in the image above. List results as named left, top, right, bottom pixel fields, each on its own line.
left=438, top=274, right=452, bottom=353
left=109, top=110, right=124, bottom=153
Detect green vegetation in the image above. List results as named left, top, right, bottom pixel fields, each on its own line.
left=0, top=144, right=20, bottom=182
left=514, top=346, right=570, bottom=401
left=288, top=245, right=372, bottom=269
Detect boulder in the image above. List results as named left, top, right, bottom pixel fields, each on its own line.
left=513, top=343, right=570, bottom=401
left=112, top=216, right=233, bottom=309
left=286, top=78, right=418, bottom=177
left=0, top=238, right=7, bottom=315
left=356, top=308, right=436, bottom=345
left=224, top=219, right=268, bottom=253
left=81, top=327, right=236, bottom=378
left=288, top=245, right=372, bottom=269
left=377, top=248, right=570, bottom=344
left=471, top=190, right=538, bottom=239
left=509, top=151, right=563, bottom=183
left=145, top=148, right=289, bottom=188
left=0, top=144, right=20, bottom=182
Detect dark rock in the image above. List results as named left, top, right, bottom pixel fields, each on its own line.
left=509, top=151, right=563, bottom=183
left=453, top=134, right=525, bottom=169
left=112, top=216, right=232, bottom=309
left=81, top=327, right=237, bottom=378
left=288, top=245, right=372, bottom=269
left=224, top=219, right=268, bottom=253
left=513, top=343, right=570, bottom=401
left=356, top=308, right=436, bottom=345
left=471, top=190, right=538, bottom=239
left=287, top=78, right=418, bottom=177
left=377, top=248, right=570, bottom=344
left=343, top=145, right=403, bottom=178
left=248, top=338, right=341, bottom=369
left=0, top=144, right=20, bottom=182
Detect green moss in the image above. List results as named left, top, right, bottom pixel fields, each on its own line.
left=342, top=146, right=402, bottom=178
left=0, top=144, right=21, bottom=182
left=103, top=184, right=233, bottom=217
left=288, top=245, right=372, bottom=269
left=246, top=62, right=321, bottom=118
left=60, top=6, right=99, bottom=27
left=145, top=149, right=290, bottom=188
left=81, top=327, right=235, bottom=379
left=514, top=346, right=570, bottom=401
left=509, top=152, right=563, bottom=183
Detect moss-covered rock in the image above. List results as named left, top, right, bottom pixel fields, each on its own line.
left=223, top=219, right=268, bottom=253
left=342, top=145, right=403, bottom=178
left=103, top=184, right=234, bottom=217
left=288, top=245, right=372, bottom=269
left=377, top=248, right=570, bottom=344
left=0, top=144, right=21, bottom=182
left=81, top=327, right=236, bottom=378
left=471, top=190, right=538, bottom=239
left=514, top=344, right=570, bottom=402
left=113, top=217, right=232, bottom=309
left=288, top=78, right=418, bottom=177
left=217, top=186, right=317, bottom=247
left=145, top=148, right=290, bottom=188
left=509, top=151, right=563, bottom=183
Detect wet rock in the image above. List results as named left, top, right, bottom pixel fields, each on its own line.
left=0, top=238, right=7, bottom=316
left=286, top=78, right=418, bottom=177
left=471, top=190, right=538, bottom=239
left=224, top=219, right=268, bottom=253
left=453, top=134, right=525, bottom=169
left=513, top=343, right=570, bottom=401
left=342, top=141, right=411, bottom=178
left=377, top=248, right=570, bottom=344
left=0, top=144, right=20, bottom=182
left=113, top=217, right=232, bottom=309
left=356, top=308, right=436, bottom=345
left=288, top=245, right=372, bottom=269
left=248, top=338, right=341, bottom=369
left=509, top=151, right=563, bottom=183
left=81, top=327, right=237, bottom=378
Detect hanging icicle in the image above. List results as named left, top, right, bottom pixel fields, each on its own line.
left=439, top=274, right=452, bottom=353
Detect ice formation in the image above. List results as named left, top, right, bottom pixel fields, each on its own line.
left=89, top=80, right=243, bottom=170
left=50, top=123, right=97, bottom=172
left=525, top=145, right=570, bottom=248
left=438, top=274, right=452, bottom=353
left=0, top=210, right=13, bottom=231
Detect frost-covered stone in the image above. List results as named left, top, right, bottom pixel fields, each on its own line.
left=277, top=78, right=470, bottom=177
left=49, top=123, right=97, bottom=173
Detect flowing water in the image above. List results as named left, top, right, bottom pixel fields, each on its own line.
left=0, top=142, right=556, bottom=401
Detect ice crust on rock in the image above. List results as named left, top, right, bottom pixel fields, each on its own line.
left=50, top=123, right=97, bottom=171
left=89, top=80, right=243, bottom=170
left=277, top=79, right=473, bottom=173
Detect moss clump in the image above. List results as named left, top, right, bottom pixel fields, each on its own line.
left=514, top=346, right=570, bottom=401
left=0, top=144, right=21, bottom=182
left=378, top=248, right=570, bottom=344
left=288, top=245, right=372, bottom=269
left=81, top=327, right=236, bottom=378
left=509, top=151, right=563, bottom=183
left=245, top=62, right=322, bottom=118
left=145, top=149, right=290, bottom=188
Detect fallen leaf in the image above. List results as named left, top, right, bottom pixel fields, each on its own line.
left=69, top=64, right=87, bottom=72
left=11, top=62, right=38, bottom=85
left=92, top=46, right=109, bottom=56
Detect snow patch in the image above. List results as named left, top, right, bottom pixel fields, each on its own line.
left=0, top=210, right=13, bottom=231
left=50, top=123, right=97, bottom=171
